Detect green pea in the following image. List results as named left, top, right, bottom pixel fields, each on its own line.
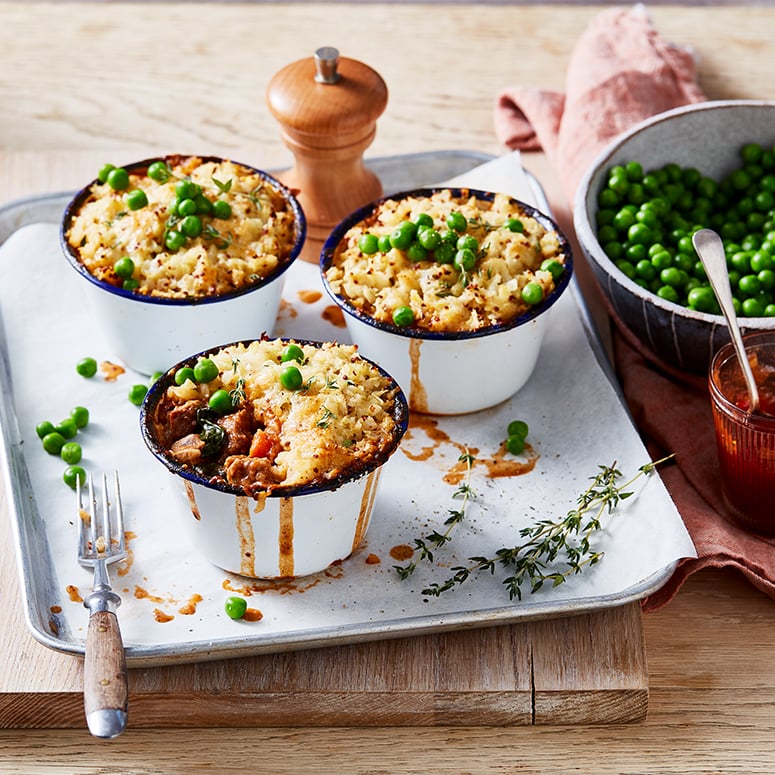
left=414, top=213, right=434, bottom=229
left=36, top=421, right=55, bottom=440
left=128, top=384, right=148, bottom=406
left=107, top=167, right=130, bottom=191
left=280, top=344, right=305, bottom=364
left=627, top=223, right=653, bottom=245
left=76, top=357, right=98, bottom=378
left=113, top=256, right=135, bottom=280
left=60, top=442, right=82, bottom=465
left=193, top=358, right=219, bottom=383
left=506, top=435, right=525, bottom=455
left=505, top=217, right=524, bottom=233
left=147, top=160, right=171, bottom=182
left=453, top=248, right=476, bottom=273
left=434, top=243, right=455, bottom=265
left=126, top=189, right=148, bottom=210
left=174, top=366, right=196, bottom=385
left=176, top=179, right=201, bottom=201
left=439, top=229, right=458, bottom=245
left=280, top=365, right=303, bottom=391
left=540, top=258, right=564, bottom=281
left=456, top=235, right=479, bottom=253
left=97, top=163, right=115, bottom=184
left=165, top=229, right=187, bottom=252
left=742, top=297, right=764, bottom=317
left=521, top=282, right=544, bottom=305
left=659, top=267, right=684, bottom=288
left=42, top=432, right=66, bottom=455
left=358, top=233, right=379, bottom=255
left=225, top=596, right=248, bottom=620
left=181, top=215, right=203, bottom=238
left=208, top=389, right=233, bottom=414
left=195, top=194, right=213, bottom=215
left=507, top=420, right=529, bottom=439
left=55, top=418, right=78, bottom=439
left=71, top=406, right=90, bottom=429
left=389, top=221, right=417, bottom=250
left=123, top=278, right=139, bottom=291
left=447, top=211, right=467, bottom=233
left=738, top=274, right=762, bottom=296
left=656, top=285, right=680, bottom=303
left=212, top=199, right=232, bottom=219
left=418, top=228, right=441, bottom=251
left=392, top=305, right=414, bottom=327
left=687, top=286, right=716, bottom=312
left=406, top=242, right=428, bottom=263
left=63, top=465, right=87, bottom=490
left=377, top=234, right=392, bottom=253
left=177, top=198, right=198, bottom=217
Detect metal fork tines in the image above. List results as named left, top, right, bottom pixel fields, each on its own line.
left=76, top=471, right=128, bottom=739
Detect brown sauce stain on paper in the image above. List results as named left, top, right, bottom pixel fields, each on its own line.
left=322, top=305, right=346, bottom=327
left=66, top=585, right=83, bottom=603
left=365, top=553, right=381, bottom=565
left=116, top=530, right=136, bottom=577
left=390, top=544, right=414, bottom=562
left=244, top=608, right=264, bottom=622
left=298, top=289, right=322, bottom=304
left=100, top=361, right=125, bottom=381
left=278, top=298, right=298, bottom=319
left=134, top=586, right=174, bottom=605
left=178, top=593, right=203, bottom=616
left=403, top=413, right=539, bottom=483
left=484, top=441, right=539, bottom=478
left=154, top=609, right=174, bottom=623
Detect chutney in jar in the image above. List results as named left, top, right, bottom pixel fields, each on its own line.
left=709, top=331, right=775, bottom=534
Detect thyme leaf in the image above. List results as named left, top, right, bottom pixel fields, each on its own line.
left=393, top=450, right=475, bottom=580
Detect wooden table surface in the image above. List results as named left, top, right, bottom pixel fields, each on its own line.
left=2, top=3, right=775, bottom=773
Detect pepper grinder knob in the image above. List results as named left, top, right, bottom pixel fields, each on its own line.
left=267, top=47, right=389, bottom=263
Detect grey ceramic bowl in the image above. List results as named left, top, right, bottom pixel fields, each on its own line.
left=574, top=100, right=775, bottom=375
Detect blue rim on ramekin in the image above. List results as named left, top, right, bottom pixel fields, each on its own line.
left=319, top=186, right=574, bottom=340
left=60, top=154, right=307, bottom=306
left=139, top=336, right=410, bottom=498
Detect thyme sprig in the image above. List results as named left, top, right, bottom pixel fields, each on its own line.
left=394, top=451, right=475, bottom=580
left=399, top=454, right=674, bottom=600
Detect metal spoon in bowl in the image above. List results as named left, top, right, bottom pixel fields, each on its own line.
left=692, top=228, right=760, bottom=415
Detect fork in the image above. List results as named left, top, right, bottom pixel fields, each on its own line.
left=76, top=471, right=128, bottom=739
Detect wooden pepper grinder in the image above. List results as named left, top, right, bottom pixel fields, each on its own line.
left=266, top=47, right=388, bottom=263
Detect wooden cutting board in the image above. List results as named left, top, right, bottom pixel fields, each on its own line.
left=0, top=504, right=647, bottom=729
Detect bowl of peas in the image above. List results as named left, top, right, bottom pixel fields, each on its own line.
left=61, top=155, right=306, bottom=376
left=574, top=100, right=775, bottom=374
left=320, top=186, right=573, bottom=414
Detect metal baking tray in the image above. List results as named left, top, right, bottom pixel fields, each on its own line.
left=0, top=150, right=694, bottom=666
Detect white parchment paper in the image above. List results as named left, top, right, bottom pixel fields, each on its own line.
left=0, top=154, right=696, bottom=663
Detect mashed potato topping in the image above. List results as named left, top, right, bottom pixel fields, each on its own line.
left=324, top=189, right=568, bottom=332
left=150, top=339, right=405, bottom=497
left=66, top=156, right=299, bottom=299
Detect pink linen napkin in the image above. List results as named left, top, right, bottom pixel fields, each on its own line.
left=494, top=4, right=775, bottom=611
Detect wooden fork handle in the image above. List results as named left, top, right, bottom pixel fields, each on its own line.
left=84, top=609, right=128, bottom=739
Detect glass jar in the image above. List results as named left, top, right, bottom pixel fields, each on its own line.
left=709, top=330, right=775, bottom=534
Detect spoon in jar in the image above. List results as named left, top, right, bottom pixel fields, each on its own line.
left=692, top=228, right=760, bottom=415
